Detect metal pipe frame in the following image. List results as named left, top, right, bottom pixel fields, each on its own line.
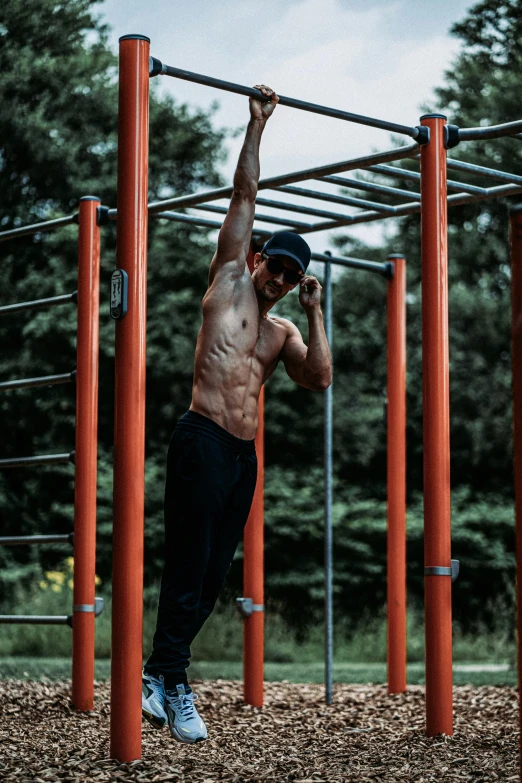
left=141, top=142, right=421, bottom=216
left=151, top=60, right=424, bottom=140
left=72, top=195, right=101, bottom=712
left=0, top=214, right=77, bottom=243
left=276, top=185, right=397, bottom=213
left=0, top=292, right=77, bottom=316
left=509, top=205, right=522, bottom=773
left=111, top=33, right=150, bottom=764
left=323, top=255, right=333, bottom=706
left=368, top=164, right=487, bottom=196
left=458, top=119, right=522, bottom=141
left=0, top=452, right=75, bottom=469
left=0, top=370, right=75, bottom=393
left=192, top=203, right=314, bottom=229
left=0, top=614, right=70, bottom=625
left=319, top=175, right=421, bottom=202
left=0, top=533, right=73, bottom=546
left=421, top=114, right=453, bottom=737
left=445, top=158, right=522, bottom=187
left=253, top=196, right=356, bottom=222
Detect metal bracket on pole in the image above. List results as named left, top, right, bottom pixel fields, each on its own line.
left=424, top=559, right=460, bottom=582
left=444, top=125, right=460, bottom=150
left=236, top=597, right=264, bottom=618
left=68, top=596, right=105, bottom=627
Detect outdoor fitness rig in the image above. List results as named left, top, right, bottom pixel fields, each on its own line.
left=2, top=32, right=522, bottom=766
left=0, top=197, right=103, bottom=712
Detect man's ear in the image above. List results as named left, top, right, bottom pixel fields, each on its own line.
left=253, top=252, right=263, bottom=270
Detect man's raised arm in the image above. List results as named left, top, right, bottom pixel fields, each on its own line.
left=208, top=85, right=279, bottom=286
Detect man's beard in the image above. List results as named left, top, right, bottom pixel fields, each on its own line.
left=261, top=282, right=282, bottom=300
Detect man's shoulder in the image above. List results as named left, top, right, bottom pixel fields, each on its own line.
left=268, top=315, right=300, bottom=336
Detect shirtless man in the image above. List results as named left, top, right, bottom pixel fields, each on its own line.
left=141, top=85, right=332, bottom=743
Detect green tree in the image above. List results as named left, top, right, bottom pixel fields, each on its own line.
left=0, top=0, right=227, bottom=602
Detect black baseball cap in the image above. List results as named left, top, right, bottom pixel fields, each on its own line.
left=261, top=232, right=311, bottom=274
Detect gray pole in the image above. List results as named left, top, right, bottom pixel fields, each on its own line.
left=324, top=254, right=334, bottom=705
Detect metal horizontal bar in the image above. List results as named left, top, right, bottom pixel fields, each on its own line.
left=0, top=614, right=70, bottom=625
left=254, top=196, right=353, bottom=222
left=0, top=370, right=75, bottom=392
left=311, top=251, right=390, bottom=276
left=154, top=61, right=420, bottom=139
left=459, top=119, right=522, bottom=141
left=0, top=214, right=77, bottom=243
left=0, top=533, right=73, bottom=546
left=0, top=451, right=75, bottom=469
left=140, top=142, right=420, bottom=216
left=446, top=182, right=522, bottom=207
left=445, top=158, right=522, bottom=187
left=0, top=291, right=77, bottom=317
left=193, top=204, right=313, bottom=229
left=154, top=211, right=272, bottom=236
left=299, top=181, right=522, bottom=235
left=153, top=210, right=389, bottom=270
left=319, top=175, right=421, bottom=201
left=277, top=185, right=396, bottom=213
left=368, top=164, right=486, bottom=195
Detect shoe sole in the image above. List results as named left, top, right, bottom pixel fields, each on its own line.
left=169, top=725, right=208, bottom=744
left=142, top=708, right=167, bottom=730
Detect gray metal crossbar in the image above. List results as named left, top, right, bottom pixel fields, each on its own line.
left=0, top=371, right=76, bottom=393
left=0, top=292, right=77, bottom=316
left=0, top=215, right=77, bottom=243
left=151, top=60, right=424, bottom=140
left=0, top=533, right=73, bottom=546
left=0, top=451, right=75, bottom=469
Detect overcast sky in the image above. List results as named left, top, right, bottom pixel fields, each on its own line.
left=97, top=0, right=476, bottom=253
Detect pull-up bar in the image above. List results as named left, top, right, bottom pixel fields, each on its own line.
left=149, top=58, right=428, bottom=142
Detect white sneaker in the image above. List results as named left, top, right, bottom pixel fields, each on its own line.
left=142, top=671, right=168, bottom=729
left=165, top=684, right=208, bottom=744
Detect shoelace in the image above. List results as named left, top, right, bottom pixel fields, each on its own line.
left=145, top=673, right=165, bottom=701
left=165, top=691, right=199, bottom=720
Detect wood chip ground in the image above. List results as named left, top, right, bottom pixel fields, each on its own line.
left=0, top=679, right=518, bottom=781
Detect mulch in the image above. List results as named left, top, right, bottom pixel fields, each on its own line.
left=0, top=679, right=518, bottom=782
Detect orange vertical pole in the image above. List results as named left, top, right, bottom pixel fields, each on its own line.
left=509, top=205, right=522, bottom=772
left=420, top=114, right=453, bottom=737
left=110, top=34, right=150, bottom=763
left=243, top=243, right=265, bottom=707
left=72, top=196, right=101, bottom=711
left=386, top=253, right=407, bottom=695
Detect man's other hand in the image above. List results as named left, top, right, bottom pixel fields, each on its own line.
left=299, top=276, right=322, bottom=314
left=250, top=85, right=279, bottom=121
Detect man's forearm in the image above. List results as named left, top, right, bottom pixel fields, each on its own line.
left=233, top=118, right=266, bottom=200
left=305, top=310, right=332, bottom=389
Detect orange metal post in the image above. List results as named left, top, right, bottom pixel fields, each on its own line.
left=386, top=254, right=407, bottom=695
left=420, top=114, right=453, bottom=737
left=110, top=34, right=150, bottom=762
left=243, top=243, right=265, bottom=707
left=509, top=206, right=522, bottom=771
left=72, top=196, right=101, bottom=711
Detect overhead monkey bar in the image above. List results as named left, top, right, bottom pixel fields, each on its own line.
left=149, top=59, right=428, bottom=142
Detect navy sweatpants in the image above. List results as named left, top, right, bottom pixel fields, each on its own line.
left=143, top=410, right=257, bottom=689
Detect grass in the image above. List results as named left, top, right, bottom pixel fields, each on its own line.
left=0, top=563, right=516, bottom=688
left=0, top=657, right=516, bottom=686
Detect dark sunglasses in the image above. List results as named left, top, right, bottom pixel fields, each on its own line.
left=263, top=254, right=303, bottom=285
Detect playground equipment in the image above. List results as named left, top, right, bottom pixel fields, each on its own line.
left=0, top=197, right=104, bottom=712
left=2, top=31, right=522, bottom=767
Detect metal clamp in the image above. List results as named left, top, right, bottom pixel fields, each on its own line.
left=424, top=559, right=460, bottom=582
left=72, top=597, right=105, bottom=616
left=236, top=597, right=264, bottom=618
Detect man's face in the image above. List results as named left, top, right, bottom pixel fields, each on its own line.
left=252, top=252, right=302, bottom=303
